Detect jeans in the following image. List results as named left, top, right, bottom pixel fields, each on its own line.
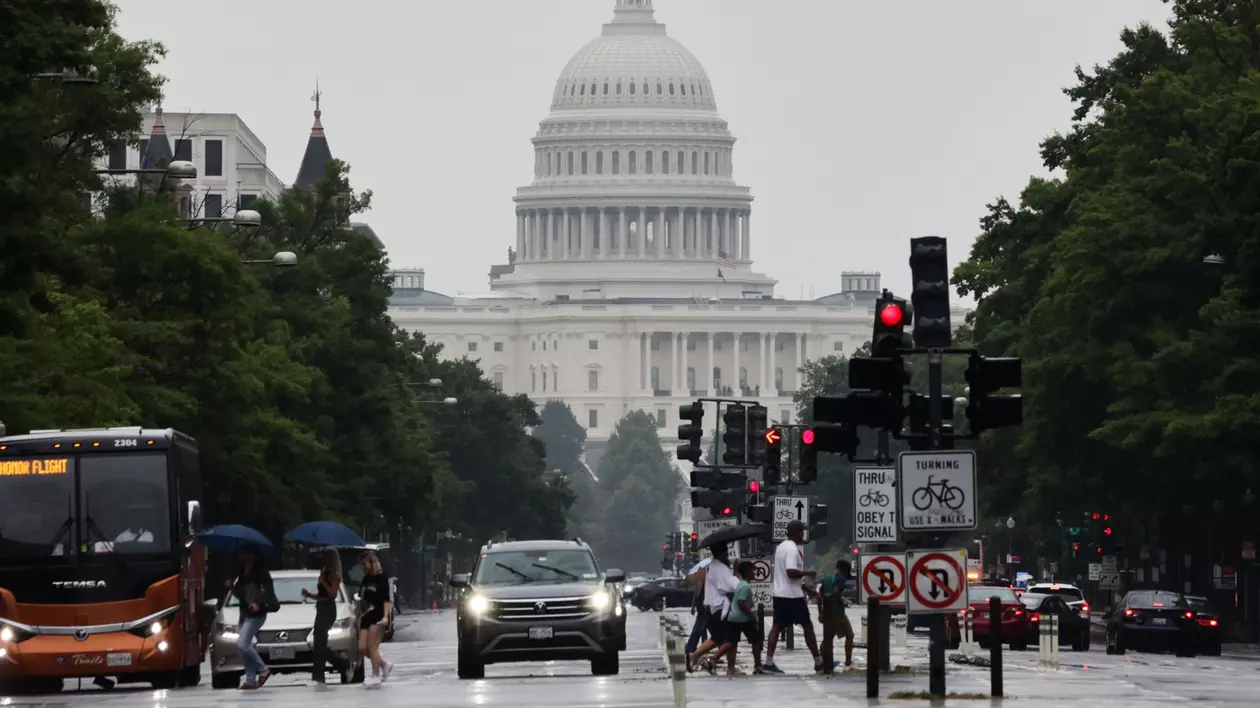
left=312, top=601, right=349, bottom=682
left=686, top=605, right=709, bottom=654
left=236, top=614, right=268, bottom=684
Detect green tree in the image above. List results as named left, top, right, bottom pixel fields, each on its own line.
left=533, top=400, right=599, bottom=538
left=592, top=411, right=682, bottom=572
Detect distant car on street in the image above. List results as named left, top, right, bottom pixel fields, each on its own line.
left=629, top=577, right=693, bottom=611
left=1021, top=592, right=1091, bottom=651
left=1184, top=595, right=1223, bottom=656
left=1024, top=583, right=1090, bottom=616
left=1104, top=589, right=1197, bottom=656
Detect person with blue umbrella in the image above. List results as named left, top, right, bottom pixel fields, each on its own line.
left=285, top=521, right=366, bottom=548
left=225, top=544, right=278, bottom=690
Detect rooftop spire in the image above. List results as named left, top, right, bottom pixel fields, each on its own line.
left=606, top=0, right=662, bottom=35
left=294, top=81, right=334, bottom=187
left=140, top=105, right=172, bottom=169
left=151, top=105, right=166, bottom=135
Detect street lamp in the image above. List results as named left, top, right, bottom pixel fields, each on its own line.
left=185, top=208, right=262, bottom=230
left=1006, top=516, right=1016, bottom=530
left=94, top=160, right=198, bottom=180
left=1204, top=254, right=1225, bottom=265
left=241, top=251, right=298, bottom=268
left=33, top=67, right=99, bottom=84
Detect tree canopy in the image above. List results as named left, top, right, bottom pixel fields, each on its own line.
left=953, top=0, right=1260, bottom=552
left=0, top=0, right=570, bottom=551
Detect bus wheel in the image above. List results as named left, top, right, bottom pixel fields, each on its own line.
left=179, top=663, right=202, bottom=687
left=151, top=672, right=180, bottom=690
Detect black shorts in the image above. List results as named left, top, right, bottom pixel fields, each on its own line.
left=723, top=621, right=760, bottom=647
left=706, top=610, right=728, bottom=644
left=773, top=597, right=811, bottom=626
left=359, top=612, right=384, bottom=630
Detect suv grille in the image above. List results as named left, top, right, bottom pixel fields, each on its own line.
left=493, top=597, right=591, bottom=621
left=257, top=629, right=310, bottom=644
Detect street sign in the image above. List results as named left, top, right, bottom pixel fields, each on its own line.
left=750, top=557, right=772, bottom=584
left=696, top=518, right=740, bottom=560
left=853, top=467, right=898, bottom=543
left=897, top=451, right=978, bottom=531
left=1101, top=555, right=1117, bottom=574
left=858, top=553, right=907, bottom=606
left=750, top=582, right=773, bottom=608
left=1098, top=572, right=1120, bottom=589
left=967, top=558, right=981, bottom=576
left=906, top=549, right=969, bottom=614
left=773, top=495, right=810, bottom=541
left=1088, top=563, right=1101, bottom=581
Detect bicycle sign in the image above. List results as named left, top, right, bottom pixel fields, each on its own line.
left=897, top=451, right=978, bottom=531
left=853, top=467, right=898, bottom=543
left=772, top=496, right=809, bottom=542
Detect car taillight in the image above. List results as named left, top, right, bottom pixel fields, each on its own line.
left=1184, top=611, right=1194, bottom=620
left=1080, top=603, right=1090, bottom=614
left=1124, top=608, right=1138, bottom=617
left=1030, top=613, right=1040, bottom=623
left=1197, top=618, right=1218, bottom=627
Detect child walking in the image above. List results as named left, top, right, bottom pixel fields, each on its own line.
left=706, top=560, right=763, bottom=675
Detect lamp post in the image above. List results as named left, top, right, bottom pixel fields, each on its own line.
left=94, top=160, right=198, bottom=180
left=241, top=251, right=299, bottom=268
left=33, top=67, right=99, bottom=84
left=184, top=208, right=262, bottom=231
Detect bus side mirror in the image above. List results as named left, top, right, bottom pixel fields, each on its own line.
left=450, top=574, right=470, bottom=588
left=187, top=501, right=203, bottom=535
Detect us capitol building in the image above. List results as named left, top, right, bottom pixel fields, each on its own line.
left=388, top=0, right=884, bottom=469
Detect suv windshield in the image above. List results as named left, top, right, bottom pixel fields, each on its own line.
left=1027, top=585, right=1084, bottom=602
left=473, top=549, right=599, bottom=585
left=227, top=576, right=341, bottom=606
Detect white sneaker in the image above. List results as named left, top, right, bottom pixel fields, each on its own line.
left=381, top=662, right=393, bottom=683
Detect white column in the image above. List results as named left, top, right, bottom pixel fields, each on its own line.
left=724, top=210, right=734, bottom=260
left=637, top=208, right=647, bottom=258
left=796, top=333, right=805, bottom=389
left=673, top=209, right=684, bottom=258
left=735, top=211, right=745, bottom=264
left=670, top=331, right=678, bottom=392
left=654, top=209, right=665, bottom=258
left=516, top=212, right=525, bottom=261
left=732, top=332, right=742, bottom=395
left=558, top=210, right=567, bottom=260
left=618, top=208, right=628, bottom=259
left=524, top=211, right=533, bottom=261
left=769, top=332, right=778, bottom=395
left=641, top=333, right=650, bottom=393
left=710, top=210, right=719, bottom=258
left=598, top=208, right=607, bottom=259
left=706, top=333, right=715, bottom=394
left=680, top=333, right=690, bottom=393
left=693, top=209, right=703, bottom=259
left=760, top=333, right=769, bottom=391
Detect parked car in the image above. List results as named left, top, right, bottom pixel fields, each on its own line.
left=1184, top=595, right=1223, bottom=656
left=630, top=577, right=693, bottom=611
left=964, top=585, right=1030, bottom=650
left=209, top=570, right=364, bottom=689
left=1104, top=589, right=1197, bottom=656
left=1020, top=592, right=1091, bottom=651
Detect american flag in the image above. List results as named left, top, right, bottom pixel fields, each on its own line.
left=716, top=250, right=735, bottom=268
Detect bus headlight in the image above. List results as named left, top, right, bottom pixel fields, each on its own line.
left=0, top=626, right=13, bottom=642
left=149, top=621, right=164, bottom=636
left=589, top=590, right=611, bottom=611
left=466, top=595, right=489, bottom=616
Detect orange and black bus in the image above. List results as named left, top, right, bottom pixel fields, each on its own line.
left=0, top=427, right=207, bottom=693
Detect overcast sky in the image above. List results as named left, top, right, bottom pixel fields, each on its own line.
left=113, top=0, right=1171, bottom=300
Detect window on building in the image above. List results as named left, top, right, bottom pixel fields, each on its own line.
left=174, top=139, right=192, bottom=161
left=542, top=371, right=548, bottom=391
left=493, top=371, right=504, bottom=391
left=467, top=342, right=478, bottom=353
left=204, top=139, right=223, bottom=177
left=532, top=342, right=537, bottom=351
left=650, top=338, right=660, bottom=350
left=775, top=367, right=784, bottom=390
left=662, top=151, right=669, bottom=174
left=629, top=150, right=637, bottom=175
left=775, top=338, right=785, bottom=351
left=581, top=151, right=588, bottom=174
left=677, top=150, right=684, bottom=173
left=567, top=152, right=574, bottom=175
left=107, top=141, right=127, bottom=170
left=704, top=152, right=710, bottom=175
left=740, top=338, right=749, bottom=351
left=692, top=151, right=698, bottom=175
left=780, top=409, right=791, bottom=424
left=532, top=371, right=537, bottom=391
left=739, top=367, right=748, bottom=387
left=645, top=150, right=654, bottom=174
left=686, top=338, right=696, bottom=351
left=686, top=367, right=695, bottom=391
left=612, top=151, right=620, bottom=174
left=656, top=409, right=667, bottom=428
left=543, top=341, right=547, bottom=351
left=588, top=409, right=598, bottom=429
left=239, top=194, right=257, bottom=209
left=494, top=342, right=504, bottom=352
left=588, top=370, right=598, bottom=391
left=588, top=339, right=598, bottom=350
left=650, top=366, right=660, bottom=391
left=833, top=341, right=843, bottom=352
left=596, top=151, right=603, bottom=174
left=204, top=193, right=222, bottom=218
left=713, top=367, right=722, bottom=388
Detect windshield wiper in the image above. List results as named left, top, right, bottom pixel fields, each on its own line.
left=84, top=493, right=131, bottom=572
left=46, top=493, right=74, bottom=556
left=495, top=562, right=532, bottom=582
left=532, top=563, right=580, bottom=581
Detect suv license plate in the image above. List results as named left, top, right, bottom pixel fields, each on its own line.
left=269, top=647, right=296, bottom=660
left=528, top=626, right=553, bottom=640
left=1152, top=618, right=1167, bottom=626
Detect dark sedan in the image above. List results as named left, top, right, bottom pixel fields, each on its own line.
left=1021, top=592, right=1091, bottom=651
left=1185, top=595, right=1223, bottom=656
left=629, top=576, right=693, bottom=611
left=1105, top=590, right=1197, bottom=656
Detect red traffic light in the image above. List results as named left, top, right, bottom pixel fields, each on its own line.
left=721, top=507, right=732, bottom=516
left=879, top=303, right=903, bottom=327
left=801, top=428, right=815, bottom=445
left=764, top=428, right=782, bottom=445
left=749, top=481, right=760, bottom=493
left=1072, top=543, right=1080, bottom=552
left=1103, top=513, right=1110, bottom=521
left=661, top=544, right=668, bottom=550
left=690, top=533, right=698, bottom=540
left=1092, top=513, right=1101, bottom=520
left=1103, top=527, right=1113, bottom=536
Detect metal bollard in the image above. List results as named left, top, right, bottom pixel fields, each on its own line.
left=894, top=614, right=908, bottom=649
left=961, top=610, right=974, bottom=658
left=860, top=615, right=868, bottom=645
left=664, top=624, right=687, bottom=708
left=1049, top=615, right=1060, bottom=669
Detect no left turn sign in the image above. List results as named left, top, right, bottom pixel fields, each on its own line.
left=858, top=554, right=906, bottom=606
left=906, top=549, right=969, bottom=614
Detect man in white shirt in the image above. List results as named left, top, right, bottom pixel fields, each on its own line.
left=761, top=521, right=823, bottom=673
left=685, top=544, right=741, bottom=674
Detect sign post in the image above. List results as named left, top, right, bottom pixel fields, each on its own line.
left=854, top=467, right=898, bottom=543
left=772, top=496, right=810, bottom=542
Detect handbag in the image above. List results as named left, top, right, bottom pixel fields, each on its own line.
left=262, top=583, right=281, bottom=614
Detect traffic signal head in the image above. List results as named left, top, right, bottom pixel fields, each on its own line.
left=1072, top=542, right=1080, bottom=552
left=809, top=423, right=859, bottom=458
left=764, top=427, right=782, bottom=487
left=747, top=405, right=769, bottom=466
left=691, top=489, right=743, bottom=517
left=810, top=503, right=828, bottom=538
left=799, top=428, right=818, bottom=483
left=909, top=236, right=952, bottom=348
left=845, top=390, right=904, bottom=431
left=722, top=404, right=748, bottom=465
left=848, top=356, right=910, bottom=395
left=871, top=291, right=914, bottom=358
left=1103, top=527, right=1113, bottom=536
left=689, top=469, right=746, bottom=490
left=964, top=354, right=1023, bottom=432
left=675, top=401, right=705, bottom=463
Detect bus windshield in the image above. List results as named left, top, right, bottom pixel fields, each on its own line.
left=0, top=453, right=170, bottom=565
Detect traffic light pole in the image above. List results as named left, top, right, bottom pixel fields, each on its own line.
left=877, top=428, right=892, bottom=672
left=927, top=348, right=946, bottom=696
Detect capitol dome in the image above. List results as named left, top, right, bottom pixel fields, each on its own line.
left=497, top=0, right=771, bottom=301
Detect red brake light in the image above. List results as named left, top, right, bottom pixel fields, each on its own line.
left=1210, top=619, right=1219, bottom=627
left=1049, top=586, right=1060, bottom=591
left=721, top=507, right=732, bottom=516
left=1080, top=603, right=1090, bottom=613
left=1153, top=602, right=1164, bottom=607
left=1030, top=613, right=1040, bottom=622
left=1124, top=608, right=1137, bottom=617
left=1184, top=611, right=1194, bottom=619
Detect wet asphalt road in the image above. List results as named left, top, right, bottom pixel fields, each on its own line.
left=1, top=607, right=1259, bottom=706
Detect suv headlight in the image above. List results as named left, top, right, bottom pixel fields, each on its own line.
left=330, top=616, right=352, bottom=634
left=589, top=590, right=611, bottom=611
left=216, top=622, right=239, bottom=639
left=466, top=594, right=489, bottom=616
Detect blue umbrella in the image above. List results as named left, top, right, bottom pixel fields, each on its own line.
left=197, top=524, right=273, bottom=553
left=284, top=521, right=365, bottom=548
